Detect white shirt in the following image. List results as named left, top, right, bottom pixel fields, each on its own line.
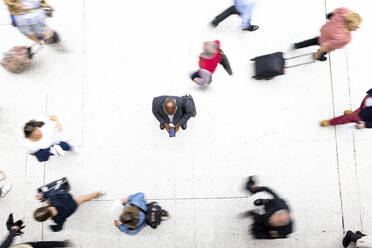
left=25, top=117, right=63, bottom=153
left=168, top=115, right=174, bottom=123
left=365, top=97, right=372, bottom=107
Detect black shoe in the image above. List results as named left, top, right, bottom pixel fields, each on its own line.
left=243, top=25, right=259, bottom=32
left=343, top=231, right=353, bottom=248
left=254, top=199, right=269, bottom=206
left=356, top=231, right=366, bottom=237
left=210, top=20, right=219, bottom=28
left=316, top=54, right=327, bottom=62
left=160, top=123, right=165, bottom=130
left=181, top=123, right=187, bottom=130
left=246, top=176, right=257, bottom=192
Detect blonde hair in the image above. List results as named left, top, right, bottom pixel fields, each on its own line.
left=345, top=12, right=362, bottom=29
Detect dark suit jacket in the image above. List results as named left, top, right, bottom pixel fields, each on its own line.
left=152, top=96, right=194, bottom=125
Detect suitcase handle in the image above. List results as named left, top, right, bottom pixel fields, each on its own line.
left=284, top=53, right=313, bottom=60
left=285, top=61, right=316, bottom=69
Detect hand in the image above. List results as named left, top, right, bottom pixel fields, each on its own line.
left=114, top=220, right=120, bottom=227
left=313, top=52, right=321, bottom=59
left=36, top=194, right=43, bottom=200
left=356, top=122, right=366, bottom=129
left=121, top=197, right=128, bottom=204
left=175, top=124, right=180, bottom=133
left=163, top=123, right=170, bottom=133
left=48, top=115, right=58, bottom=121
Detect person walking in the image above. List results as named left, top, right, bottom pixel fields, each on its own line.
left=321, top=89, right=372, bottom=129
left=243, top=176, right=293, bottom=239
left=0, top=171, right=11, bottom=199
left=33, top=189, right=106, bottom=232
left=211, top=0, right=259, bottom=31
left=152, top=95, right=196, bottom=136
left=294, top=8, right=361, bottom=61
left=1, top=213, right=71, bottom=248
left=24, top=116, right=73, bottom=162
left=191, top=40, right=232, bottom=86
left=4, top=0, right=59, bottom=44
left=114, top=192, right=148, bottom=235
left=343, top=230, right=371, bottom=248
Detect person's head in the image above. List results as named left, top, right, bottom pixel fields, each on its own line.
left=345, top=12, right=362, bottom=31
left=269, top=210, right=291, bottom=227
left=163, top=98, right=177, bottom=115
left=202, top=41, right=218, bottom=55
left=34, top=206, right=53, bottom=222
left=119, top=205, right=140, bottom=229
left=24, top=120, right=44, bottom=139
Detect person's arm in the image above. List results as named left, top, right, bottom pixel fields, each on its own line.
left=250, top=186, right=280, bottom=199
left=0, top=229, right=17, bottom=248
left=178, top=100, right=194, bottom=125
left=48, top=115, right=62, bottom=132
left=152, top=98, right=166, bottom=124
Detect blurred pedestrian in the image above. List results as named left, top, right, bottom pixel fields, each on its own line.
left=191, top=40, right=232, bottom=86
left=1, top=214, right=71, bottom=248
left=294, top=8, right=361, bottom=61
left=4, top=0, right=60, bottom=44
left=152, top=95, right=196, bottom=136
left=321, top=89, right=372, bottom=129
left=24, top=116, right=72, bottom=162
left=0, top=171, right=11, bottom=199
left=211, top=0, right=259, bottom=31
left=243, top=176, right=293, bottom=239
left=34, top=189, right=106, bottom=232
left=343, top=230, right=370, bottom=248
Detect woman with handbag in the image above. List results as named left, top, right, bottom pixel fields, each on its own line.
left=4, top=0, right=59, bottom=44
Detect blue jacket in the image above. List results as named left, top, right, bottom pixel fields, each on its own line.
left=118, top=192, right=147, bottom=235
left=234, top=0, right=257, bottom=29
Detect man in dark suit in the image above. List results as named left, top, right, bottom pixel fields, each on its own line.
left=152, top=95, right=196, bottom=134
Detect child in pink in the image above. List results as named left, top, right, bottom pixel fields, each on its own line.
left=294, top=8, right=361, bottom=61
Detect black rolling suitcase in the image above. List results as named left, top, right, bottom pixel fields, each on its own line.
left=37, top=177, right=71, bottom=202
left=251, top=52, right=315, bottom=80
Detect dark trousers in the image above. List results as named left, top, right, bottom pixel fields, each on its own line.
left=294, top=37, right=319, bottom=48
left=26, top=241, right=67, bottom=248
left=213, top=6, right=240, bottom=25
left=34, top=142, right=71, bottom=162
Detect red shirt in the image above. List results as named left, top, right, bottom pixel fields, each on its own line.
left=199, top=40, right=222, bottom=73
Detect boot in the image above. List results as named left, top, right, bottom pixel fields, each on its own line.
left=320, top=120, right=331, bottom=127
left=344, top=110, right=353, bottom=115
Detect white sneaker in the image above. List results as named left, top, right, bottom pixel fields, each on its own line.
left=0, top=182, right=11, bottom=198
left=52, top=144, right=65, bottom=156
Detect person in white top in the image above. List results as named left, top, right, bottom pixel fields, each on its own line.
left=4, top=0, right=60, bottom=44
left=0, top=171, right=11, bottom=198
left=24, top=115, right=72, bottom=162
left=211, top=0, right=259, bottom=31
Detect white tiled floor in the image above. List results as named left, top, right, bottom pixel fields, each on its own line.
left=1, top=0, right=372, bottom=247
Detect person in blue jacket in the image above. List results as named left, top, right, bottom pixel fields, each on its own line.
left=114, top=192, right=147, bottom=235
left=211, top=0, right=259, bottom=31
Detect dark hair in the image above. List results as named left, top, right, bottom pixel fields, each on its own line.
left=119, top=205, right=140, bottom=229
left=34, top=206, right=52, bottom=222
left=24, top=120, right=44, bottom=138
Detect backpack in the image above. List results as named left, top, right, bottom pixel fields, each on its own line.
left=139, top=202, right=169, bottom=229
left=182, top=95, right=197, bottom=117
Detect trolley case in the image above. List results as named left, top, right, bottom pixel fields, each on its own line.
left=251, top=52, right=315, bottom=80
left=37, top=177, right=71, bottom=202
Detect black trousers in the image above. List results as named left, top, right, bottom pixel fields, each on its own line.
left=213, top=6, right=240, bottom=25
left=26, top=241, right=67, bottom=248
left=294, top=37, right=319, bottom=48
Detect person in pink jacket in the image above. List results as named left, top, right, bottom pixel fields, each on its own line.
left=294, top=8, right=362, bottom=61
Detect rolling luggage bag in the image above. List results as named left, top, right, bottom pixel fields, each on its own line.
left=37, top=177, right=71, bottom=202
left=251, top=52, right=315, bottom=80
left=1, top=43, right=43, bottom=73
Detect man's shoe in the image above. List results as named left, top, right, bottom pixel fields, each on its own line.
left=160, top=123, right=165, bottom=130
left=244, top=25, right=259, bottom=32
left=210, top=20, right=219, bottom=28
left=254, top=199, right=270, bottom=206
left=316, top=54, right=327, bottom=61
left=344, top=110, right=353, bottom=115
left=320, top=120, right=331, bottom=127
left=343, top=231, right=353, bottom=248
left=181, top=123, right=187, bottom=130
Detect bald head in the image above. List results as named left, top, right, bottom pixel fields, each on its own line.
left=164, top=98, right=177, bottom=115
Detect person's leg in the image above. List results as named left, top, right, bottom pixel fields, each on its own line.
left=27, top=240, right=69, bottom=248
left=34, top=148, right=53, bottom=162
left=194, top=69, right=212, bottom=86
left=329, top=112, right=362, bottom=126
left=211, top=6, right=239, bottom=27
left=190, top=71, right=200, bottom=81
left=74, top=192, right=101, bottom=206
left=294, top=37, right=319, bottom=49
left=58, top=142, right=72, bottom=151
